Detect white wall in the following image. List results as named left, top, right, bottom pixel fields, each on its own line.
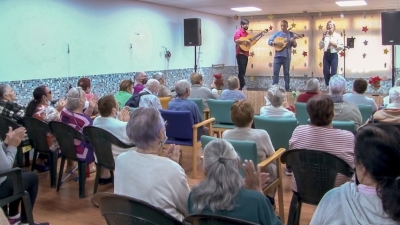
left=0, top=0, right=236, bottom=82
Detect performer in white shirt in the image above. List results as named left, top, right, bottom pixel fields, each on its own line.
left=319, top=21, right=343, bottom=87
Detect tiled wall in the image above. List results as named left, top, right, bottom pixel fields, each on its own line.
left=3, top=66, right=399, bottom=106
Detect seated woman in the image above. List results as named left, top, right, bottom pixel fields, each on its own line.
left=222, top=99, right=277, bottom=206
left=189, top=139, right=282, bottom=225
left=260, top=85, right=294, bottom=118
left=0, top=126, right=49, bottom=225
left=311, top=123, right=400, bottom=224
left=60, top=87, right=96, bottom=176
left=219, top=76, right=246, bottom=100
left=382, top=78, right=400, bottom=106
left=296, top=78, right=320, bottom=103
left=189, top=72, right=218, bottom=109
left=288, top=94, right=354, bottom=186
left=372, top=87, right=400, bottom=123
left=114, top=79, right=134, bottom=110
left=25, top=85, right=66, bottom=170
left=114, top=107, right=189, bottom=221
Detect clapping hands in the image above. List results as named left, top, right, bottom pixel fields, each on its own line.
left=162, top=144, right=181, bottom=163
left=243, top=160, right=270, bottom=192
left=117, top=106, right=131, bottom=122
left=4, top=127, right=26, bottom=148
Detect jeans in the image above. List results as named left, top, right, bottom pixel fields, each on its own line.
left=0, top=171, right=39, bottom=223
left=323, top=52, right=338, bottom=86
left=273, top=57, right=291, bottom=90
left=236, top=54, right=248, bottom=90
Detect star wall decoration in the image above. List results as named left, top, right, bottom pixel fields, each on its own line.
left=292, top=49, right=297, bottom=55
left=362, top=26, right=368, bottom=33
left=384, top=63, right=387, bottom=68
left=268, top=62, right=272, bottom=68
left=268, top=14, right=274, bottom=19
left=304, top=39, right=307, bottom=44
left=318, top=24, right=323, bottom=30
left=319, top=62, right=322, bottom=68
left=339, top=51, right=345, bottom=57
left=302, top=51, right=308, bottom=57
left=384, top=48, right=389, bottom=54
left=363, top=40, right=368, bottom=46
left=362, top=53, right=366, bottom=58
left=249, top=52, right=255, bottom=57
left=269, top=51, right=272, bottom=56
left=269, top=25, right=273, bottom=30
left=291, top=23, right=296, bottom=28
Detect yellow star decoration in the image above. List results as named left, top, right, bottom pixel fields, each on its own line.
left=268, top=14, right=274, bottom=19
left=318, top=24, right=323, bottom=30
left=250, top=76, right=255, bottom=81
left=291, top=23, right=296, bottom=28
left=319, top=62, right=323, bottom=68
left=384, top=48, right=389, bottom=54
left=292, top=49, right=297, bottom=55
left=304, top=39, right=307, bottom=44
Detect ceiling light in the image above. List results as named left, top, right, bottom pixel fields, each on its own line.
left=336, top=1, right=367, bottom=7
left=231, top=7, right=261, bottom=12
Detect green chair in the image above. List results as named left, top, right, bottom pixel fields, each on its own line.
left=207, top=99, right=236, bottom=137
left=188, top=98, right=204, bottom=121
left=357, top=104, right=372, bottom=124
left=200, top=135, right=286, bottom=223
left=254, top=116, right=298, bottom=151
left=332, top=120, right=356, bottom=133
left=295, top=102, right=309, bottom=125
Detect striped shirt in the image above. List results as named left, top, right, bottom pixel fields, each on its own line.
left=289, top=125, right=355, bottom=192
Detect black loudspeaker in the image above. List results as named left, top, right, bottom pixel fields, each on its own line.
left=381, top=11, right=400, bottom=45
left=184, top=18, right=202, bottom=46
left=347, top=37, right=355, bottom=48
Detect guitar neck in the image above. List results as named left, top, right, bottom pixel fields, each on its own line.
left=249, top=32, right=263, bottom=42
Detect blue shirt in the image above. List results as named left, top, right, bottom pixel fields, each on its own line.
left=268, top=31, right=295, bottom=59
left=168, top=98, right=203, bottom=129
left=219, top=90, right=246, bottom=100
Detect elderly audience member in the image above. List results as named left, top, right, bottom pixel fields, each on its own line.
left=114, top=79, right=134, bottom=110
left=222, top=99, right=277, bottom=206
left=138, top=79, right=162, bottom=109
left=168, top=80, right=208, bottom=138
left=133, top=72, right=148, bottom=94
left=311, top=124, right=400, bottom=224
left=383, top=78, right=400, bottom=105
left=77, top=77, right=93, bottom=100
left=329, top=75, right=362, bottom=130
left=288, top=95, right=354, bottom=187
left=219, top=76, right=246, bottom=100
left=0, top=127, right=49, bottom=225
left=25, top=85, right=66, bottom=170
left=188, top=139, right=282, bottom=225
left=343, top=78, right=378, bottom=112
left=260, top=85, right=294, bottom=118
left=153, top=72, right=173, bottom=98
left=371, top=87, right=400, bottom=123
left=296, top=78, right=320, bottom=103
left=93, top=95, right=133, bottom=184
left=60, top=87, right=96, bottom=174
left=115, top=107, right=189, bottom=221
left=189, top=73, right=218, bottom=109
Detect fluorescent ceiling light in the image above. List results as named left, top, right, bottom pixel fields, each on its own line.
left=336, top=1, right=367, bottom=7
left=231, top=7, right=261, bottom=12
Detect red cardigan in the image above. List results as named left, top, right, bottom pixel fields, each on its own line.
left=296, top=92, right=319, bottom=103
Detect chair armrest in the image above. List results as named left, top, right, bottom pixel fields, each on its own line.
left=0, top=168, right=24, bottom=195
left=258, top=148, right=286, bottom=168
left=193, top=118, right=215, bottom=128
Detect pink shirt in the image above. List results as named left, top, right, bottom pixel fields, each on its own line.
left=133, top=84, right=145, bottom=94
left=234, top=28, right=249, bottom=57
left=289, top=125, right=355, bottom=192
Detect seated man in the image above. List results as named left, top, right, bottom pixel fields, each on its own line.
left=132, top=72, right=148, bottom=94
left=138, top=79, right=162, bottom=109
left=260, top=85, right=295, bottom=118
left=383, top=78, right=400, bottom=106
left=219, top=76, right=246, bottom=100
left=153, top=72, right=173, bottom=98
left=329, top=75, right=362, bottom=130
left=297, top=78, right=320, bottom=103
left=189, top=73, right=218, bottom=109
left=168, top=80, right=209, bottom=138
left=371, top=87, right=400, bottom=123
left=343, top=78, right=377, bottom=113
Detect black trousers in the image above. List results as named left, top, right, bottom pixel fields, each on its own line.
left=0, top=171, right=39, bottom=223
left=236, top=54, right=248, bottom=90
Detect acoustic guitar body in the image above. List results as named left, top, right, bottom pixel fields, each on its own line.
left=237, top=33, right=257, bottom=52
left=273, top=36, right=288, bottom=52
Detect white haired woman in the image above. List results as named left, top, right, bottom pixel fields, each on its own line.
left=114, top=107, right=189, bottom=221
left=188, top=139, right=282, bottom=225
left=260, top=85, right=294, bottom=118
left=297, top=78, right=320, bottom=103
left=371, top=87, right=400, bottom=123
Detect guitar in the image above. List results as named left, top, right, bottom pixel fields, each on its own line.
left=273, top=32, right=304, bottom=51
left=237, top=29, right=268, bottom=52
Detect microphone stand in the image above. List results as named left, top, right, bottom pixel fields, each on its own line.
left=343, top=29, right=347, bottom=78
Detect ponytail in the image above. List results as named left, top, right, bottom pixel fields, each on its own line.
left=25, top=85, right=47, bottom=117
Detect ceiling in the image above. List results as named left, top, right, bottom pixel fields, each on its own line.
left=138, top=0, right=400, bottom=17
